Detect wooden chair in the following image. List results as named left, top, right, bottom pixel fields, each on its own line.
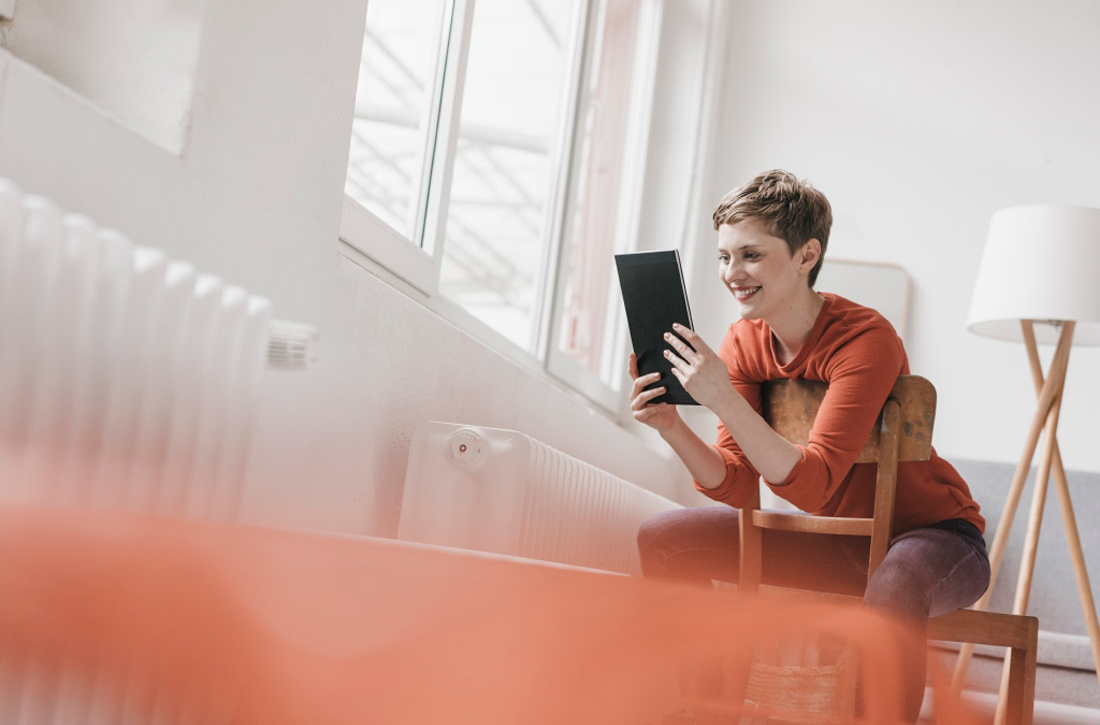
left=739, top=375, right=1037, bottom=725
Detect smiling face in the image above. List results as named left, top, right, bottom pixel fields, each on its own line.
left=717, top=219, right=820, bottom=322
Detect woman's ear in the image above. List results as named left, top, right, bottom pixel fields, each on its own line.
left=799, top=238, right=821, bottom=273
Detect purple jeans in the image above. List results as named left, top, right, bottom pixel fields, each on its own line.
left=637, top=506, right=991, bottom=720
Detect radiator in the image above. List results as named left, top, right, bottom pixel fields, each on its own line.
left=398, top=421, right=681, bottom=575
left=0, top=179, right=307, bottom=725
left=0, top=178, right=282, bottom=521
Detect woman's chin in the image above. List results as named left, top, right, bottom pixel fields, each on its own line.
left=736, top=303, right=763, bottom=320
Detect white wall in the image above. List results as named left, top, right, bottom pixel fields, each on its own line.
left=0, top=0, right=695, bottom=537
left=692, top=0, right=1100, bottom=472
left=0, top=0, right=201, bottom=151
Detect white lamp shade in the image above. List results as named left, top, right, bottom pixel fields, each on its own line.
left=968, top=204, right=1100, bottom=345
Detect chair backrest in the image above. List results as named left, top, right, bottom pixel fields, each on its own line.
left=760, top=375, right=936, bottom=464
left=741, top=375, right=938, bottom=592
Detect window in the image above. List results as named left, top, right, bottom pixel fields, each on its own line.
left=345, top=0, right=446, bottom=242
left=342, top=0, right=660, bottom=411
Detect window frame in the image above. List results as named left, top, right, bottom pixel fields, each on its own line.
left=342, top=0, right=475, bottom=296
left=339, top=0, right=665, bottom=416
left=544, top=0, right=663, bottom=412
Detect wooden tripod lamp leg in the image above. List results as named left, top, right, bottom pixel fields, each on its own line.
left=1023, top=325, right=1100, bottom=688
left=991, top=323, right=1075, bottom=725
left=994, top=377, right=1063, bottom=725
left=1049, top=445, right=1100, bottom=684
left=951, top=322, right=1073, bottom=691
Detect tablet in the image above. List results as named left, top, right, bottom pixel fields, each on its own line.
left=614, top=250, right=699, bottom=406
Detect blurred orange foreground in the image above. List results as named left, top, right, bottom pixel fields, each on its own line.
left=0, top=506, right=984, bottom=725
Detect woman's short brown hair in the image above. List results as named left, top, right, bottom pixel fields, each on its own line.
left=712, top=170, right=832, bottom=287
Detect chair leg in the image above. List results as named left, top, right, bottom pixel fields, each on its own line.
left=1001, top=640, right=1037, bottom=725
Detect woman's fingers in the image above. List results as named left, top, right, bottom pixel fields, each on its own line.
left=671, top=323, right=709, bottom=351
left=631, top=382, right=667, bottom=411
left=664, top=347, right=686, bottom=371
left=667, top=361, right=686, bottom=385
left=630, top=371, right=662, bottom=397
left=671, top=323, right=719, bottom=359
left=665, top=329, right=710, bottom=368
left=662, top=331, right=694, bottom=359
left=634, top=400, right=672, bottom=423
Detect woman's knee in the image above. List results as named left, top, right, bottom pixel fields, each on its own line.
left=638, top=507, right=738, bottom=551
left=867, top=529, right=990, bottom=620
left=637, top=511, right=677, bottom=578
left=636, top=506, right=740, bottom=582
left=637, top=508, right=692, bottom=560
left=864, top=555, right=933, bottom=621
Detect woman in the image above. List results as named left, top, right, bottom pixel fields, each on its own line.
left=632, top=170, right=990, bottom=721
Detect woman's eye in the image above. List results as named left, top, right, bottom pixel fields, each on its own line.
left=743, top=252, right=759, bottom=260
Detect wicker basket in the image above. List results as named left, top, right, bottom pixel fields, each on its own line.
left=743, top=642, right=857, bottom=724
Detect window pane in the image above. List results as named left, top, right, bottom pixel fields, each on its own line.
left=436, top=0, right=582, bottom=350
left=346, top=0, right=447, bottom=242
left=556, top=0, right=642, bottom=383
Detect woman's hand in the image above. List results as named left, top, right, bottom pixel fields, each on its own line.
left=663, top=324, right=733, bottom=412
left=628, top=353, right=681, bottom=432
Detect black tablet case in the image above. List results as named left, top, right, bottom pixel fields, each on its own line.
left=615, top=250, right=699, bottom=406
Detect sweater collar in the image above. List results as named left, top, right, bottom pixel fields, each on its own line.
left=769, top=292, right=834, bottom=373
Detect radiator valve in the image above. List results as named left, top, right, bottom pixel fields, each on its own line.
left=447, top=428, right=484, bottom=471
left=268, top=320, right=319, bottom=370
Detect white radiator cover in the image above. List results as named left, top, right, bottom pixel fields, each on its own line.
left=0, top=179, right=277, bottom=725
left=0, top=179, right=271, bottom=521
left=398, top=421, right=681, bottom=576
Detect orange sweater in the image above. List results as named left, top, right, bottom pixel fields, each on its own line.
left=696, top=293, right=985, bottom=535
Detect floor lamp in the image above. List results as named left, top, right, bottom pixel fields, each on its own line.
left=959, top=204, right=1100, bottom=724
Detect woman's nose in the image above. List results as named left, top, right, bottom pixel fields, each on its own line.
left=722, top=260, right=741, bottom=285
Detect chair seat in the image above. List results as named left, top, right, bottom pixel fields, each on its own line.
left=928, top=608, right=1038, bottom=651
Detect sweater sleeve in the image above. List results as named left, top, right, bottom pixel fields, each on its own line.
left=692, top=331, right=765, bottom=508
left=765, top=326, right=905, bottom=512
